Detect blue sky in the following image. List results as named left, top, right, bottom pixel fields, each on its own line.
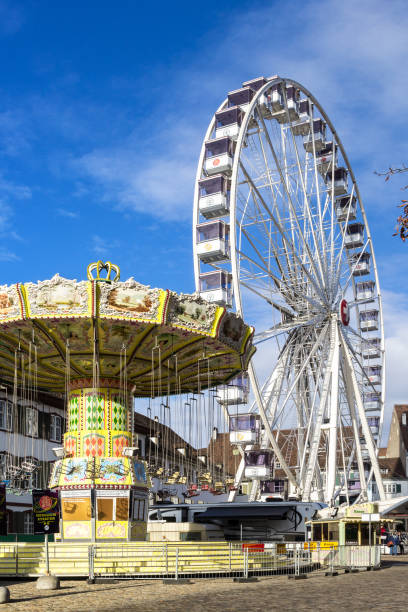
left=1, top=0, right=408, bottom=437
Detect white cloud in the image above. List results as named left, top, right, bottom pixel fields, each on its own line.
left=75, top=123, right=201, bottom=220
left=56, top=208, right=79, bottom=219
left=0, top=174, right=32, bottom=240
left=0, top=173, right=31, bottom=200
left=91, top=234, right=120, bottom=257
left=0, top=246, right=19, bottom=261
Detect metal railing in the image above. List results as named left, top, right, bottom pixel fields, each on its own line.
left=0, top=541, right=381, bottom=579
left=90, top=542, right=381, bottom=580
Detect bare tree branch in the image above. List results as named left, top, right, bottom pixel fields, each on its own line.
left=375, top=165, right=408, bottom=241
left=374, top=165, right=408, bottom=188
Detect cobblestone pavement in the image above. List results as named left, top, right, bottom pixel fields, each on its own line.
left=1, top=556, right=407, bottom=612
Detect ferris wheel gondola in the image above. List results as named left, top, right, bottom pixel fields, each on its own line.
left=193, top=75, right=386, bottom=504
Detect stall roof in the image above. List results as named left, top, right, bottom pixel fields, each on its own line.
left=379, top=496, right=408, bottom=518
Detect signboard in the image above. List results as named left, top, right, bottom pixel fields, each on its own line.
left=346, top=502, right=378, bottom=518
left=340, top=299, right=350, bottom=326
left=305, top=541, right=338, bottom=550
left=361, top=513, right=380, bottom=522
left=0, top=484, right=7, bottom=536
left=32, top=489, right=60, bottom=534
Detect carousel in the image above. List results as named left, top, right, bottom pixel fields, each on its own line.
left=0, top=261, right=254, bottom=541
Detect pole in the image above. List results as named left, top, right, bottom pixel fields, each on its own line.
left=369, top=515, right=372, bottom=568
left=45, top=533, right=49, bottom=576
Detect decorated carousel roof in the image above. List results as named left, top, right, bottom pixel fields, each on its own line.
left=0, top=262, right=255, bottom=395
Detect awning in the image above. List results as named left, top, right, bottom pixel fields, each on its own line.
left=380, top=496, right=408, bottom=518
left=6, top=505, right=31, bottom=512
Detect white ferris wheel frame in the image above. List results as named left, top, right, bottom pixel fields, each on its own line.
left=193, top=76, right=386, bottom=504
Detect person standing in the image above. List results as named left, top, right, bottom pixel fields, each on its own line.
left=397, top=531, right=404, bottom=555
left=392, top=532, right=400, bottom=556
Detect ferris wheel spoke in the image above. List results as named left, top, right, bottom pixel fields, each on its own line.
left=341, top=329, right=380, bottom=394
left=283, top=104, right=328, bottom=287
left=339, top=329, right=385, bottom=500
left=249, top=339, right=294, bottom=422
left=301, top=318, right=337, bottom=501
left=298, top=352, right=327, bottom=487
left=270, top=323, right=329, bottom=432
left=248, top=361, right=298, bottom=488
left=238, top=175, right=302, bottom=286
left=239, top=209, right=292, bottom=284
left=257, top=112, right=327, bottom=297
left=239, top=280, right=295, bottom=317
left=254, top=313, right=325, bottom=345
left=239, top=161, right=327, bottom=305
left=338, top=238, right=371, bottom=300
left=237, top=248, right=323, bottom=315
left=332, top=184, right=356, bottom=296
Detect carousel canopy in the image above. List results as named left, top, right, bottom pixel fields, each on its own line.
left=0, top=261, right=255, bottom=396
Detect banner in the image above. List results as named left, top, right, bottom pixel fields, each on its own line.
left=0, top=484, right=7, bottom=536
left=32, top=489, right=59, bottom=534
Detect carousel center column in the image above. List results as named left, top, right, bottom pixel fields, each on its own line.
left=49, top=379, right=150, bottom=542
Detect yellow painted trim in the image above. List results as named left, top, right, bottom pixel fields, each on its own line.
left=19, top=284, right=29, bottom=318
left=157, top=289, right=168, bottom=323
left=211, top=306, right=225, bottom=337
left=239, top=325, right=254, bottom=354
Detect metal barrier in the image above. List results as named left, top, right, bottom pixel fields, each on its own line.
left=0, top=541, right=381, bottom=579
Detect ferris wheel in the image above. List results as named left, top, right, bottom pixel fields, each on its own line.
left=193, top=75, right=386, bottom=505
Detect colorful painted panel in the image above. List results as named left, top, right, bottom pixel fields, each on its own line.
left=166, top=293, right=218, bottom=333
left=24, top=277, right=89, bottom=318
left=0, top=284, right=24, bottom=322
left=68, top=394, right=80, bottom=432
left=63, top=521, right=91, bottom=540
left=99, top=458, right=128, bottom=483
left=53, top=457, right=146, bottom=487
left=112, top=434, right=129, bottom=457
left=99, top=280, right=166, bottom=322
left=111, top=395, right=127, bottom=430
left=49, top=460, right=62, bottom=488
left=83, top=433, right=105, bottom=457
left=133, top=460, right=148, bottom=485
left=63, top=458, right=88, bottom=483
left=85, top=392, right=106, bottom=430
left=96, top=520, right=127, bottom=539
left=64, top=434, right=77, bottom=456
left=131, top=522, right=147, bottom=540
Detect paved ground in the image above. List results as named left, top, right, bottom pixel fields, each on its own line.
left=1, top=556, right=407, bottom=612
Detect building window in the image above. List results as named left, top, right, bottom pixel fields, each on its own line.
left=50, top=415, right=62, bottom=442
left=385, top=483, right=402, bottom=494
left=25, top=407, right=38, bottom=437
left=402, top=413, right=407, bottom=426
left=23, top=511, right=34, bottom=534
left=273, top=480, right=285, bottom=493
left=27, top=466, right=39, bottom=489
left=0, top=454, right=7, bottom=480
left=0, top=400, right=12, bottom=431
